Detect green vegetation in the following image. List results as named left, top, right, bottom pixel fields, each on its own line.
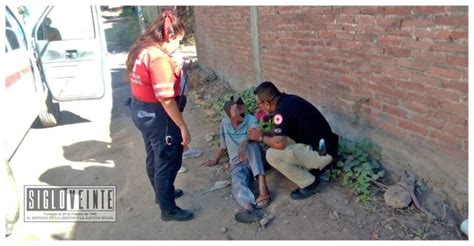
left=213, top=87, right=259, bottom=118
left=104, top=11, right=141, bottom=50
left=321, top=138, right=384, bottom=206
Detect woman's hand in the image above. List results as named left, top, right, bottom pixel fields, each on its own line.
left=180, top=126, right=191, bottom=146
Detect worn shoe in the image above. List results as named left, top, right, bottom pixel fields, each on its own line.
left=178, top=166, right=187, bottom=174
left=234, top=209, right=263, bottom=223
left=161, top=206, right=194, bottom=222
left=182, top=148, right=203, bottom=160
left=290, top=178, right=321, bottom=200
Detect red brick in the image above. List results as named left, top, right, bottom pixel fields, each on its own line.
left=391, top=88, right=412, bottom=101
left=439, top=101, right=468, bottom=115
left=401, top=40, right=432, bottom=51
left=403, top=102, right=430, bottom=114
left=432, top=43, right=468, bottom=53
left=409, top=93, right=440, bottom=108
left=450, top=31, right=468, bottom=39
left=384, top=66, right=411, bottom=80
left=443, top=123, right=468, bottom=138
left=378, top=36, right=402, bottom=46
left=336, top=7, right=360, bottom=14
left=360, top=7, right=383, bottom=15
left=435, top=110, right=467, bottom=126
left=446, top=56, right=468, bottom=67
left=385, top=47, right=411, bottom=57
left=325, top=23, right=343, bottom=31
left=336, top=33, right=354, bottom=41
left=446, top=6, right=468, bottom=13
left=335, top=15, right=354, bottom=24
left=425, top=86, right=460, bottom=102
left=319, top=31, right=336, bottom=38
left=427, top=66, right=463, bottom=79
left=326, top=40, right=341, bottom=50
left=412, top=115, right=444, bottom=129
left=412, top=72, right=444, bottom=87
left=367, top=64, right=383, bottom=74
left=382, top=103, right=408, bottom=118
left=355, top=15, right=377, bottom=25
left=306, top=7, right=335, bottom=15
left=341, top=41, right=364, bottom=50
left=369, top=99, right=383, bottom=111
left=376, top=17, right=403, bottom=28
left=396, top=80, right=425, bottom=94
left=402, top=18, right=434, bottom=28
left=313, top=14, right=336, bottom=22
left=461, top=71, right=468, bottom=83
left=366, top=46, right=384, bottom=55
left=384, top=7, right=412, bottom=15
left=377, top=121, right=407, bottom=138
left=355, top=34, right=374, bottom=42
left=371, top=56, right=395, bottom=66
left=412, top=6, right=447, bottom=14
left=435, top=15, right=468, bottom=26
left=341, top=24, right=357, bottom=32
left=415, top=30, right=451, bottom=40
left=355, top=24, right=384, bottom=34
left=373, top=92, right=400, bottom=106
left=399, top=119, right=428, bottom=136
left=396, top=58, right=427, bottom=72
left=412, top=51, right=446, bottom=65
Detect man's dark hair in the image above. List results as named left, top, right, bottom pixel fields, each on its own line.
left=223, top=95, right=244, bottom=117
left=253, top=81, right=281, bottom=102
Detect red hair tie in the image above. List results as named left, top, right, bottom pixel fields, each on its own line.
left=162, top=10, right=175, bottom=42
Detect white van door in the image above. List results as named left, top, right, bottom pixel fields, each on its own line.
left=32, top=5, right=106, bottom=101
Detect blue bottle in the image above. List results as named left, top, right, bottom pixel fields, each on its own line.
left=318, top=139, right=327, bottom=156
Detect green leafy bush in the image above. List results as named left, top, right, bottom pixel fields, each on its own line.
left=213, top=87, right=258, bottom=117
left=321, top=138, right=384, bottom=206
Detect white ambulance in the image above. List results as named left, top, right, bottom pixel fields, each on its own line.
left=3, top=5, right=108, bottom=235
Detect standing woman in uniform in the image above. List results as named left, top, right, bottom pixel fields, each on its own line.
left=126, top=10, right=193, bottom=221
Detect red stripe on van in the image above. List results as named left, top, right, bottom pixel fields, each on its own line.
left=5, top=66, right=32, bottom=89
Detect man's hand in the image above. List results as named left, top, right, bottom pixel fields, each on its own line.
left=248, top=127, right=263, bottom=142
left=201, top=159, right=218, bottom=167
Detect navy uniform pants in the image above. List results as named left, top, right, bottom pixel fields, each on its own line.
left=130, top=98, right=183, bottom=213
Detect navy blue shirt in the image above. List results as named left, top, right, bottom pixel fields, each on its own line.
left=272, top=93, right=338, bottom=157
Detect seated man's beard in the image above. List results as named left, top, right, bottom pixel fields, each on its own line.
left=231, top=113, right=245, bottom=124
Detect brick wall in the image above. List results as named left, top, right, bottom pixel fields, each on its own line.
left=194, top=6, right=468, bottom=210
left=194, top=7, right=257, bottom=90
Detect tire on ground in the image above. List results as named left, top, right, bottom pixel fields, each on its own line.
left=36, top=91, right=60, bottom=127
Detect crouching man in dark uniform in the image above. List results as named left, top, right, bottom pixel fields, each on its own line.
left=248, top=81, right=339, bottom=200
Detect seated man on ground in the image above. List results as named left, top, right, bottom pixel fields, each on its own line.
left=248, top=81, right=339, bottom=200
left=202, top=95, right=271, bottom=223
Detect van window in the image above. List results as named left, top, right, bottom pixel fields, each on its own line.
left=5, top=12, right=26, bottom=51
left=6, top=28, right=20, bottom=50
left=37, top=5, right=95, bottom=41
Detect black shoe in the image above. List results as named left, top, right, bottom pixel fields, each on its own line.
left=174, top=189, right=184, bottom=199
left=161, top=207, right=194, bottom=222
left=290, top=178, right=321, bottom=200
